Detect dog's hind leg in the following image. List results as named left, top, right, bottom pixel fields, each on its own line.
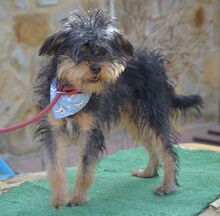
left=154, top=127, right=178, bottom=195
left=121, top=106, right=178, bottom=194
left=135, top=127, right=178, bottom=195
left=132, top=133, right=159, bottom=178
left=120, top=108, right=159, bottom=178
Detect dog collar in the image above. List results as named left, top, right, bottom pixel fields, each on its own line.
left=50, top=79, right=91, bottom=118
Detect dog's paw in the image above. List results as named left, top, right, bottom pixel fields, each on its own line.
left=132, top=168, right=158, bottom=178
left=154, top=184, right=176, bottom=196
left=52, top=194, right=67, bottom=209
left=67, top=195, right=88, bottom=207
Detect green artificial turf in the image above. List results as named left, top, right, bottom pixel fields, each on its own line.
left=1, top=147, right=220, bottom=216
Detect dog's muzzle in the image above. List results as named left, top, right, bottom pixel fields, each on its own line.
left=90, top=63, right=101, bottom=74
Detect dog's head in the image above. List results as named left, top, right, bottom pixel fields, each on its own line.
left=39, top=9, right=133, bottom=94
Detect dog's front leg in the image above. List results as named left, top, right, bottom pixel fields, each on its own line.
left=67, top=157, right=96, bottom=206
left=37, top=118, right=67, bottom=209
left=67, top=127, right=105, bottom=207
left=47, top=133, right=67, bottom=208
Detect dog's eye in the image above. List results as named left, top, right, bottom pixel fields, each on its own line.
left=98, top=47, right=107, bottom=56
left=80, top=43, right=90, bottom=55
left=81, top=46, right=88, bottom=54
left=86, top=60, right=93, bottom=64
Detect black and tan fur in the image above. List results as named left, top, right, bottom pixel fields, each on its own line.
left=34, top=10, right=203, bottom=208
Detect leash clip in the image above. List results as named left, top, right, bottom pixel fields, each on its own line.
left=56, top=90, right=66, bottom=94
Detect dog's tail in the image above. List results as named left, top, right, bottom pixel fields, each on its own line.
left=171, top=93, right=203, bottom=116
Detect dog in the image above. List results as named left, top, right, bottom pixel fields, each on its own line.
left=34, top=9, right=203, bottom=208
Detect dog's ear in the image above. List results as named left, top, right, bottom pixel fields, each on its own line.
left=117, top=35, right=134, bottom=57
left=39, top=32, right=67, bottom=56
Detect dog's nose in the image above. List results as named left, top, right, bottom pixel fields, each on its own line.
left=90, top=63, right=101, bottom=74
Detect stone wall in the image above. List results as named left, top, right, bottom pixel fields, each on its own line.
left=115, top=0, right=220, bottom=119
left=0, top=0, right=219, bottom=156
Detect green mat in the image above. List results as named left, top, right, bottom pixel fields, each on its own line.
left=1, top=147, right=220, bottom=216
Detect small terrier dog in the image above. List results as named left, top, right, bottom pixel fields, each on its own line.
left=34, top=9, right=202, bottom=208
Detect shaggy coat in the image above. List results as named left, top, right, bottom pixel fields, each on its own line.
left=34, top=10, right=202, bottom=208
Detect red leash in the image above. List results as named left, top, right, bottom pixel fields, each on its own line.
left=0, top=84, right=78, bottom=133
